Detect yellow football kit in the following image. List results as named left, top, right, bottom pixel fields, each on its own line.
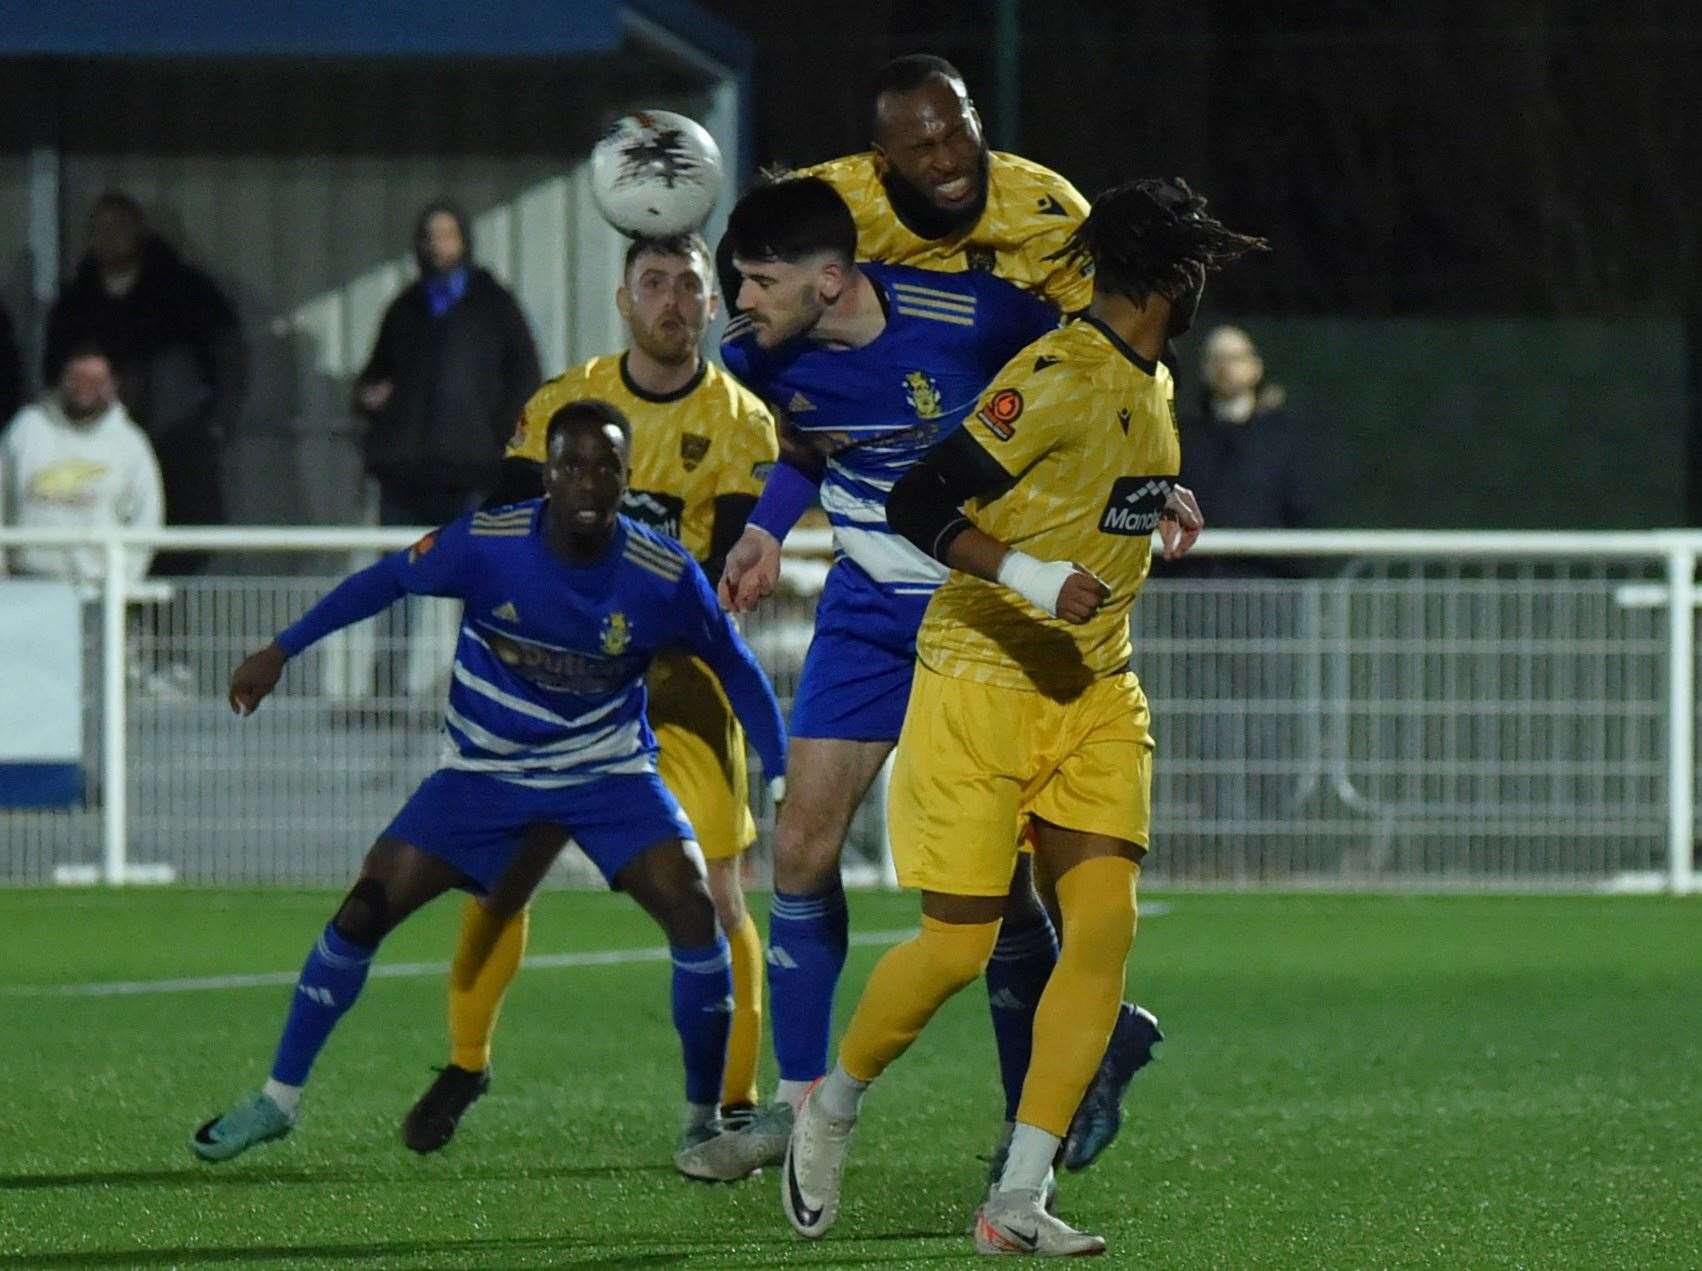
left=800, top=150, right=1093, bottom=314
left=889, top=317, right=1180, bottom=895
left=510, top=354, right=778, bottom=860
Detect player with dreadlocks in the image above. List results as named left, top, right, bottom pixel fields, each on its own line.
left=777, top=179, right=1265, bottom=1256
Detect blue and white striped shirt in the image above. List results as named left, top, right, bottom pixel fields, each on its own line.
left=276, top=504, right=786, bottom=787
left=722, top=263, right=1056, bottom=599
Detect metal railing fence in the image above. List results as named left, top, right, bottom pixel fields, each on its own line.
left=0, top=526, right=1694, bottom=893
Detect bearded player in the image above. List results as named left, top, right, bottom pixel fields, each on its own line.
left=701, top=57, right=1162, bottom=1184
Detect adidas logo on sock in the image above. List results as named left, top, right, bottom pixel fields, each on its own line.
left=297, top=984, right=336, bottom=1007
left=987, top=988, right=1029, bottom=1012
left=765, top=945, right=800, bottom=970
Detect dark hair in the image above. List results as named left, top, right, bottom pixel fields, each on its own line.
left=545, top=398, right=631, bottom=453
left=622, top=232, right=711, bottom=279
left=870, top=54, right=968, bottom=139
left=1053, top=177, right=1269, bottom=305
left=723, top=176, right=856, bottom=267
left=414, top=199, right=473, bottom=258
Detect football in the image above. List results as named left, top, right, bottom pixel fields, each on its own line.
left=589, top=110, right=723, bottom=237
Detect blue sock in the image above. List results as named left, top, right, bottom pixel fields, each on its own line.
left=767, top=885, right=849, bottom=1084
left=985, top=914, right=1059, bottom=1121
left=671, top=939, right=734, bottom=1106
left=269, top=924, right=376, bottom=1087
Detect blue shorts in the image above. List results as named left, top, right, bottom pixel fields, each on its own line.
left=790, top=560, right=933, bottom=743
left=383, top=767, right=693, bottom=893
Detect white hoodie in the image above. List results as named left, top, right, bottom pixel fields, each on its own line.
left=1, top=394, right=164, bottom=588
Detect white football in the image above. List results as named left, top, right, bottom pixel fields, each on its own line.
left=589, top=111, right=723, bottom=237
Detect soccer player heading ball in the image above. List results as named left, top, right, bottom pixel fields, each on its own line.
left=779, top=178, right=1264, bottom=1257
left=685, top=53, right=1169, bottom=1195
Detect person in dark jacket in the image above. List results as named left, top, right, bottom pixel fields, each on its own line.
left=1168, top=324, right=1315, bottom=579
left=42, top=191, right=247, bottom=576
left=352, top=201, right=541, bottom=702
left=1166, top=325, right=1318, bottom=857
left=353, top=201, right=541, bottom=529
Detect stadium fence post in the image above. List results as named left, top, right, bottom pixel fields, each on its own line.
left=1666, top=541, right=1696, bottom=895
left=101, top=537, right=129, bottom=886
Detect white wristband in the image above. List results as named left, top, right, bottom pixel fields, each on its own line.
left=768, top=775, right=787, bottom=804
left=995, top=550, right=1077, bottom=618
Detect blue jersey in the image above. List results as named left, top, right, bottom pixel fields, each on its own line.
left=276, top=503, right=786, bottom=788
left=722, top=263, right=1055, bottom=599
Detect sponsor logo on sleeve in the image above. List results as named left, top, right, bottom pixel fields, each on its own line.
left=1099, top=476, right=1175, bottom=536
left=975, top=388, right=1024, bottom=441
left=407, top=532, right=437, bottom=563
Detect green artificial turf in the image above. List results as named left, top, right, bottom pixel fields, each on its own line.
left=1, top=889, right=1698, bottom=1267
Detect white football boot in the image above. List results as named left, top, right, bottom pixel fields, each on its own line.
left=780, top=1083, right=856, bottom=1238
left=973, top=1186, right=1106, bottom=1257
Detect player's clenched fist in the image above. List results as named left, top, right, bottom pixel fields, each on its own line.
left=1055, top=567, right=1112, bottom=624
left=229, top=644, right=288, bottom=716
left=718, top=526, right=782, bottom=613
left=995, top=550, right=1110, bottom=624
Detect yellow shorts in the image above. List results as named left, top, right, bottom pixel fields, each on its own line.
left=888, top=664, right=1153, bottom=896
left=647, top=651, right=756, bottom=862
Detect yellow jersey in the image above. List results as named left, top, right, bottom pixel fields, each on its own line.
left=916, top=317, right=1180, bottom=700
left=799, top=150, right=1093, bottom=314
left=507, top=354, right=778, bottom=564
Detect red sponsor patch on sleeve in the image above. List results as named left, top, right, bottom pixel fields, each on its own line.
left=408, top=532, right=437, bottom=564
left=976, top=387, right=1024, bottom=441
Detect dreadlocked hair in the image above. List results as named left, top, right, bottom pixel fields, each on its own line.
left=1053, top=177, right=1268, bottom=305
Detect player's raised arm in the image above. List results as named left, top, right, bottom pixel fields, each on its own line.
left=887, top=427, right=1108, bottom=625
left=228, top=518, right=476, bottom=716
left=717, top=416, right=822, bottom=613
left=674, top=562, right=787, bottom=793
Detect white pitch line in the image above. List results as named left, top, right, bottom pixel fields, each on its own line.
left=1, top=928, right=917, bottom=999
left=2, top=901, right=1171, bottom=1000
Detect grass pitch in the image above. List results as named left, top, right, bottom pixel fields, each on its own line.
left=2, top=889, right=1699, bottom=1268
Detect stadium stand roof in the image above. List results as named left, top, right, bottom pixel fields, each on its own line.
left=0, top=0, right=750, bottom=67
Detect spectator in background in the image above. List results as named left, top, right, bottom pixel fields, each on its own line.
left=1168, top=324, right=1316, bottom=578
left=2, top=343, right=163, bottom=593
left=0, top=299, right=23, bottom=425
left=353, top=201, right=541, bottom=529
left=351, top=201, right=540, bottom=701
left=1165, top=325, right=1318, bottom=868
left=43, top=192, right=246, bottom=577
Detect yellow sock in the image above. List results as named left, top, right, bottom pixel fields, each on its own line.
left=839, top=914, right=1000, bottom=1083
left=1016, top=856, right=1138, bottom=1136
left=721, top=912, right=763, bottom=1109
left=448, top=899, right=529, bottom=1072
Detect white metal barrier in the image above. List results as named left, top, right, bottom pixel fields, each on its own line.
left=0, top=525, right=1695, bottom=894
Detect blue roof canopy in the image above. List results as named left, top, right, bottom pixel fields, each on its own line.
left=0, top=0, right=746, bottom=63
